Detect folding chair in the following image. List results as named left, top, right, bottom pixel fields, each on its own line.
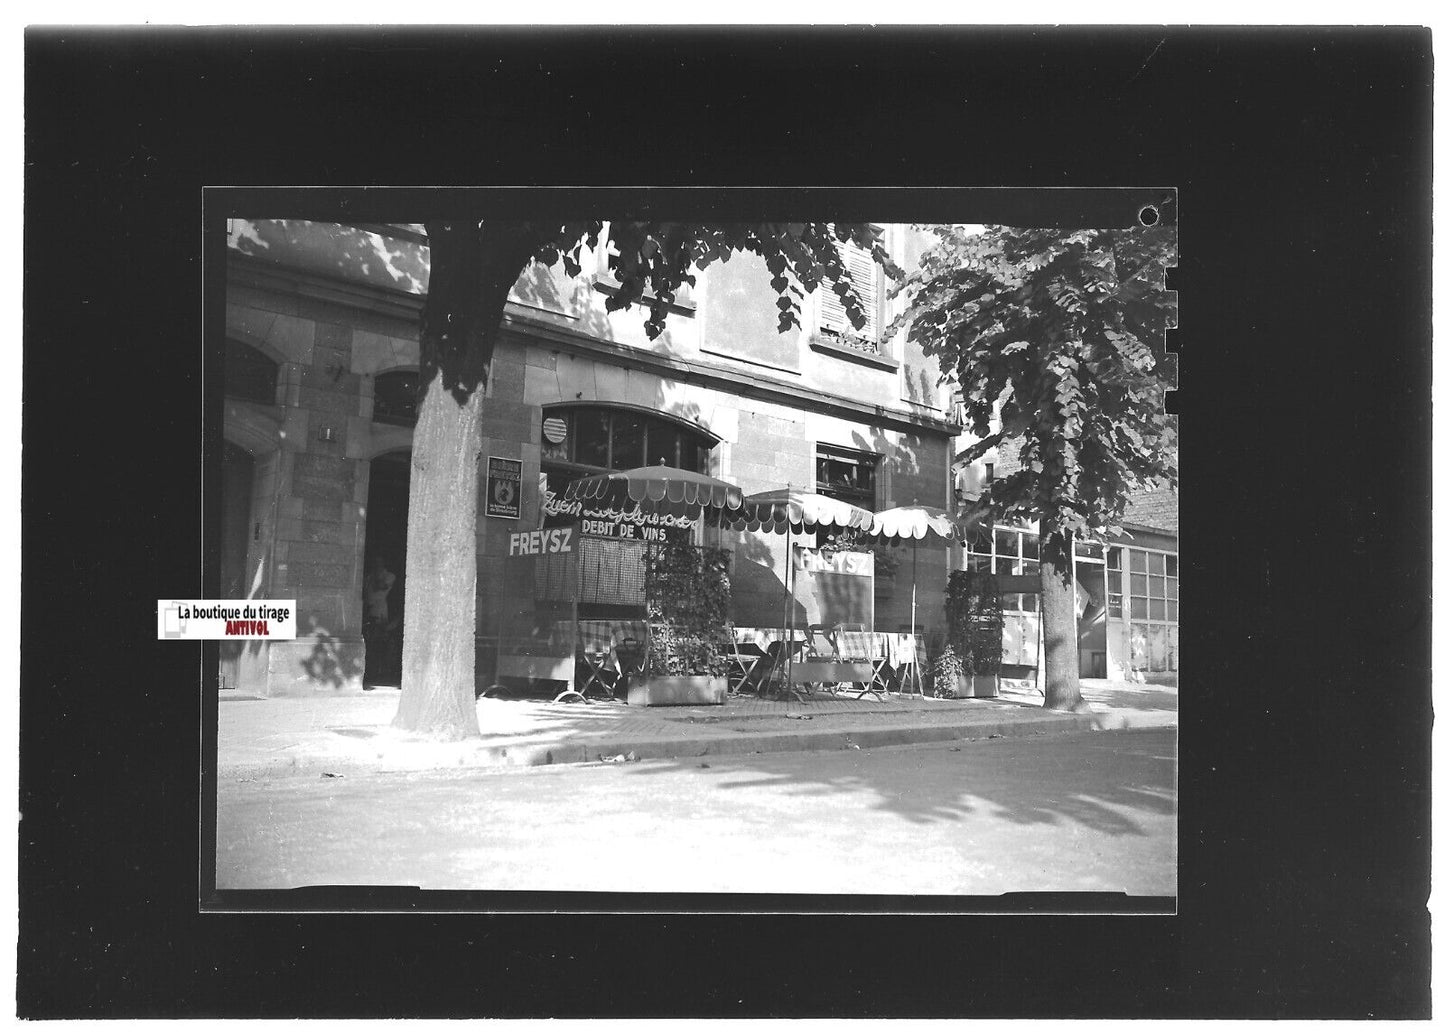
left=753, top=630, right=807, bottom=700
left=836, top=629, right=890, bottom=701
left=573, top=621, right=621, bottom=701
left=612, top=626, right=649, bottom=697
left=726, top=626, right=767, bottom=696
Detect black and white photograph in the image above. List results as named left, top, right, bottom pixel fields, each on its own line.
left=18, top=23, right=1432, bottom=1020
left=209, top=203, right=1181, bottom=900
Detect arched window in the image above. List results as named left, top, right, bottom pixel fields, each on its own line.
left=373, top=369, right=420, bottom=426
left=538, top=406, right=719, bottom=609
left=224, top=339, right=279, bottom=405
left=540, top=405, right=715, bottom=475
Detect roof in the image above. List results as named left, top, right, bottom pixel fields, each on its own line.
left=1119, top=486, right=1178, bottom=535
left=966, top=435, right=1178, bottom=536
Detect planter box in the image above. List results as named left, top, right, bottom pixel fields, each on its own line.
left=952, top=673, right=999, bottom=698
left=627, top=675, right=728, bottom=707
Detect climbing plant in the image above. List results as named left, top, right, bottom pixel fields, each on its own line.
left=643, top=542, right=733, bottom=677
left=934, top=569, right=1004, bottom=694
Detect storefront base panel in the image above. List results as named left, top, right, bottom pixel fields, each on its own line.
left=627, top=676, right=728, bottom=707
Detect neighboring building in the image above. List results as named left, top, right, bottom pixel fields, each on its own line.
left=219, top=221, right=961, bottom=697
left=953, top=434, right=1178, bottom=685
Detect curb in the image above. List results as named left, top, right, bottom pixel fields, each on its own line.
left=374, top=712, right=1096, bottom=773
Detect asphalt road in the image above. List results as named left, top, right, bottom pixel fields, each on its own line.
left=215, top=728, right=1176, bottom=897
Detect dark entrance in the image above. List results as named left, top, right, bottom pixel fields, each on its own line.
left=363, top=451, right=410, bottom=686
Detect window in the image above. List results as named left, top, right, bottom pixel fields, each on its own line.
left=964, top=525, right=1040, bottom=613
left=815, top=445, right=877, bottom=511
left=1106, top=546, right=1124, bottom=618
left=373, top=370, right=420, bottom=426
left=816, top=235, right=883, bottom=351
left=224, top=339, right=279, bottom=405
left=1127, top=546, right=1179, bottom=673
left=539, top=406, right=713, bottom=475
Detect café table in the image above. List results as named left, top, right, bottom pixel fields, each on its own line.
left=729, top=627, right=808, bottom=697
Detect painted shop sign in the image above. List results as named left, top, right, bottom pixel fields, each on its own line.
left=486, top=456, right=522, bottom=519
left=791, top=546, right=874, bottom=629
left=508, top=526, right=575, bottom=556
left=541, top=486, right=697, bottom=544
left=795, top=548, right=875, bottom=576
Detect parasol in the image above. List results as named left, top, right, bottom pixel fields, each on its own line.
left=866, top=503, right=960, bottom=695
left=563, top=465, right=746, bottom=518
left=723, top=487, right=876, bottom=694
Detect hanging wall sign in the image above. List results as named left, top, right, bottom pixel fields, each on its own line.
left=542, top=416, right=568, bottom=445
left=485, top=456, right=522, bottom=520
left=792, top=546, right=875, bottom=629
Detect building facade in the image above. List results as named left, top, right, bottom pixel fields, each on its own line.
left=954, top=435, right=1179, bottom=684
left=219, top=221, right=960, bottom=696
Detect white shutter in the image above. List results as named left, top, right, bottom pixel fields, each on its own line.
left=819, top=240, right=879, bottom=340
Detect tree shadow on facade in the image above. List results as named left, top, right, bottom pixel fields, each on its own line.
left=299, top=628, right=365, bottom=690
left=628, top=731, right=1176, bottom=836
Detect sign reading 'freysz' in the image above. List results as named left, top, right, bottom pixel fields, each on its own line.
left=508, top=527, right=575, bottom=556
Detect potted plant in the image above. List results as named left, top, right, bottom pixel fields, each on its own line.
left=632, top=542, right=733, bottom=706
left=937, top=569, right=1002, bottom=698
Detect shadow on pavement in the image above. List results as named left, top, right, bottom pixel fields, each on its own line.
left=617, top=729, right=1177, bottom=836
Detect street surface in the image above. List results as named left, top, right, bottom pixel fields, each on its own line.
left=216, top=728, right=1176, bottom=897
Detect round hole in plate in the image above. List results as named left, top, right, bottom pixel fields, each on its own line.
left=1138, top=205, right=1160, bottom=227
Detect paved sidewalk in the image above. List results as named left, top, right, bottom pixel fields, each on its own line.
left=216, top=678, right=1176, bottom=776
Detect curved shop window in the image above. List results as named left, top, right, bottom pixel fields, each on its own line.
left=540, top=405, right=714, bottom=481
left=538, top=405, right=719, bottom=613
left=540, top=405, right=717, bottom=526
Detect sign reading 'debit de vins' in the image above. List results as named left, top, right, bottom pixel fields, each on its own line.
left=508, top=527, right=575, bottom=556
left=485, top=456, right=522, bottom=520
left=541, top=485, right=696, bottom=544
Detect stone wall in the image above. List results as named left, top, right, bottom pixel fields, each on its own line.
left=223, top=276, right=420, bottom=696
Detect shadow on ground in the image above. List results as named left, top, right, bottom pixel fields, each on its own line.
left=615, top=728, right=1176, bottom=836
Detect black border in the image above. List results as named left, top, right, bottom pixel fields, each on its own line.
left=22, top=26, right=1432, bottom=1018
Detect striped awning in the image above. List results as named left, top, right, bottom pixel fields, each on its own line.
left=723, top=487, right=876, bottom=534
left=562, top=465, right=746, bottom=517
left=867, top=504, right=959, bottom=544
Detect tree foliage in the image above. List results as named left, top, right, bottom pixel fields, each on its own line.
left=535, top=220, right=897, bottom=339
left=892, top=223, right=1178, bottom=568
left=396, top=219, right=894, bottom=737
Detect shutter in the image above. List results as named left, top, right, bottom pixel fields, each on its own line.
left=818, top=240, right=879, bottom=340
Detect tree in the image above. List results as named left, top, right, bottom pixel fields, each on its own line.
left=891, top=223, right=1177, bottom=711
left=392, top=220, right=896, bottom=738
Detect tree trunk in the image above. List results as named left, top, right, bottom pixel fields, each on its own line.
left=391, top=374, right=485, bottom=737
left=1039, top=526, right=1085, bottom=712
left=391, top=221, right=558, bottom=739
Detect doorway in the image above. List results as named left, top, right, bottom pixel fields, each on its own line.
left=1075, top=561, right=1109, bottom=679
left=363, top=451, right=410, bottom=686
